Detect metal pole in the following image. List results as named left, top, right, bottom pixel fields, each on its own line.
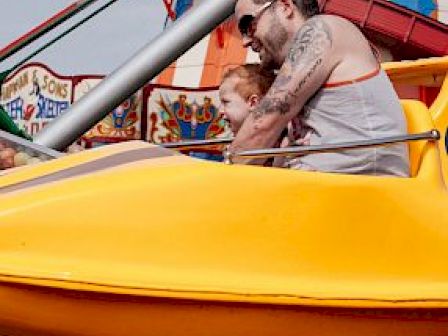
left=35, top=0, right=236, bottom=150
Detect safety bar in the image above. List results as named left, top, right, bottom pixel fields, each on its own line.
left=224, top=129, right=440, bottom=164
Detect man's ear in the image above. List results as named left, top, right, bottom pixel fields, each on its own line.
left=248, top=94, right=260, bottom=109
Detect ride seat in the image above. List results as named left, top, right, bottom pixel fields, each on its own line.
left=400, top=99, right=436, bottom=177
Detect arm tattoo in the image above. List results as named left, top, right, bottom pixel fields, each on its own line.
left=257, top=95, right=290, bottom=118
left=297, top=58, right=323, bottom=91
left=287, top=18, right=332, bottom=66
left=256, top=18, right=333, bottom=117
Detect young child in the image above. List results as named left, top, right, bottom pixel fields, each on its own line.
left=219, top=64, right=275, bottom=136
left=219, top=64, right=309, bottom=166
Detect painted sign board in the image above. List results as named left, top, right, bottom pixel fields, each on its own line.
left=73, top=77, right=142, bottom=143
left=144, top=85, right=230, bottom=144
left=0, top=63, right=72, bottom=136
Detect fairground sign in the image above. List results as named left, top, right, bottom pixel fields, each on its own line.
left=0, top=63, right=72, bottom=136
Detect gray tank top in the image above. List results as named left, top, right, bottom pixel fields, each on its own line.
left=286, top=69, right=410, bottom=177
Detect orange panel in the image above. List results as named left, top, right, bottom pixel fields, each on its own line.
left=200, top=29, right=223, bottom=87
left=156, top=62, right=176, bottom=86
left=200, top=20, right=248, bottom=87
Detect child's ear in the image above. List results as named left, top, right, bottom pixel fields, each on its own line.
left=248, top=94, right=260, bottom=108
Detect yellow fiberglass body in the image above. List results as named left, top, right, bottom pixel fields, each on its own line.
left=0, top=58, right=447, bottom=335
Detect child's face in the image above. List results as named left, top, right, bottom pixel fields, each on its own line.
left=219, top=76, right=251, bottom=134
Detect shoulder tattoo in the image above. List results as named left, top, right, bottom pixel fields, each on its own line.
left=287, top=17, right=333, bottom=65
left=256, top=18, right=333, bottom=118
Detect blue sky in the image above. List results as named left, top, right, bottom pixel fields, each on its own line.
left=0, top=0, right=167, bottom=75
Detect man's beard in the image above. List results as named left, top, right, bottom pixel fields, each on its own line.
left=260, top=54, right=280, bottom=70
left=259, top=16, right=288, bottom=70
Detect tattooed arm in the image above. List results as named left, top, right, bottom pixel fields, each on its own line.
left=230, top=17, right=339, bottom=164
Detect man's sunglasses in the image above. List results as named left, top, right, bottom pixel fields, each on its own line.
left=237, top=0, right=276, bottom=37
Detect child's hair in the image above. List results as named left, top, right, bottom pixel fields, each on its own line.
left=222, top=64, right=276, bottom=100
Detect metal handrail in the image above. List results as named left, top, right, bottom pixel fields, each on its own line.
left=224, top=130, right=440, bottom=163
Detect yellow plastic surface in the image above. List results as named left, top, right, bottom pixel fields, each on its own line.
left=385, top=56, right=448, bottom=183
left=0, top=101, right=447, bottom=306
left=383, top=56, right=448, bottom=86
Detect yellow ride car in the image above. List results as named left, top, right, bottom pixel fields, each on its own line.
left=0, top=57, right=447, bottom=335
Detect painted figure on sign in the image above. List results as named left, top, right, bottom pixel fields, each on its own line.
left=174, top=94, right=192, bottom=122
left=195, top=96, right=217, bottom=139
left=24, top=79, right=40, bottom=121
left=95, top=95, right=140, bottom=138
left=196, top=96, right=214, bottom=123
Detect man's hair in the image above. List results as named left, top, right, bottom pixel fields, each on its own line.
left=253, top=0, right=320, bottom=18
left=222, top=64, right=275, bottom=100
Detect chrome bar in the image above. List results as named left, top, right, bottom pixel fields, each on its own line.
left=162, top=137, right=233, bottom=149
left=232, top=130, right=439, bottom=160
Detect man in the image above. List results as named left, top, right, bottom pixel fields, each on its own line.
left=230, top=0, right=409, bottom=176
